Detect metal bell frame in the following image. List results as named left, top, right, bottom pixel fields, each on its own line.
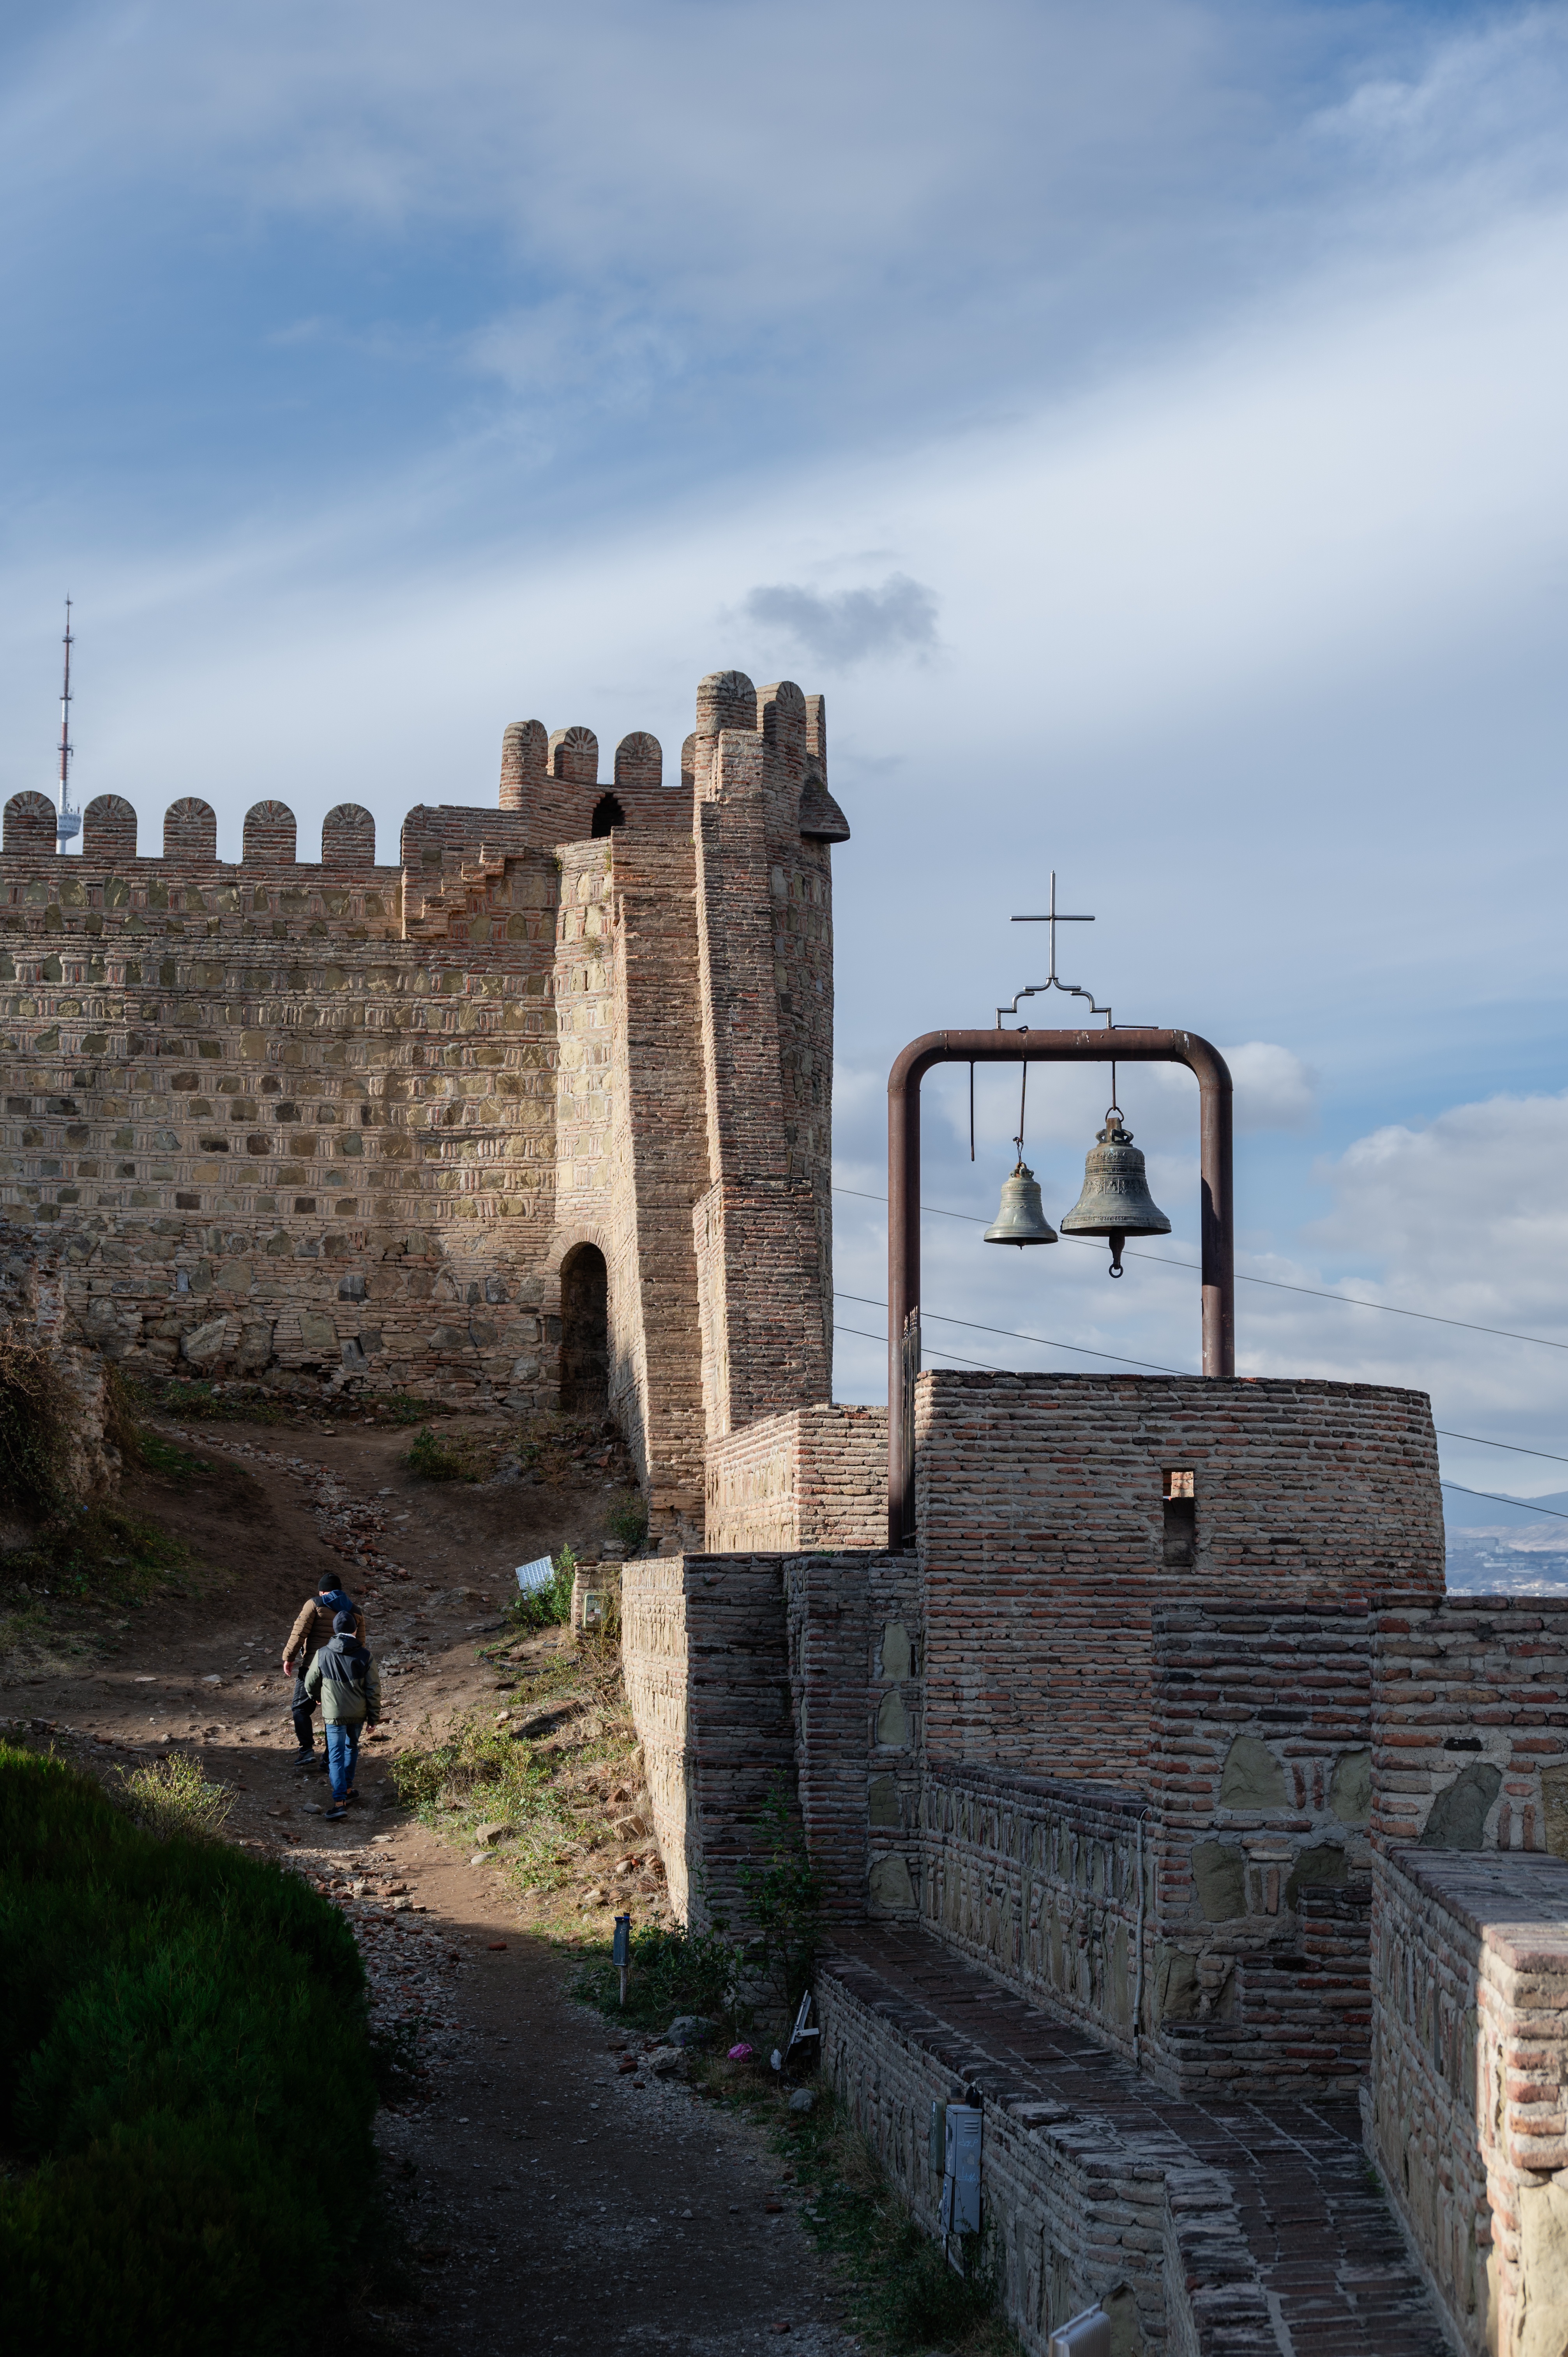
left=884, top=877, right=1234, bottom=1548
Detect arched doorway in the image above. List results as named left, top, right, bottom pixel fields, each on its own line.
left=590, top=793, right=625, bottom=838
left=559, top=1243, right=608, bottom=1412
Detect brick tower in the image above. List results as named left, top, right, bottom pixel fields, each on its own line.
left=0, top=668, right=850, bottom=1541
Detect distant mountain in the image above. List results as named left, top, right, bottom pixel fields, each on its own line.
left=1441, top=1484, right=1568, bottom=1530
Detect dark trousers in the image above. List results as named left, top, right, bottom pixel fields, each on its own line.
left=291, top=1653, right=319, bottom=1751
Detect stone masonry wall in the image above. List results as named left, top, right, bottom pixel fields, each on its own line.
left=704, top=1404, right=887, bottom=1552
left=1, top=670, right=849, bottom=1539
left=920, top=1764, right=1151, bottom=2064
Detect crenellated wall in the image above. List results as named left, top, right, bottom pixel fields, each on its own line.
left=0, top=672, right=850, bottom=1537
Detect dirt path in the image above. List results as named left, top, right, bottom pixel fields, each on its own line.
left=1, top=1417, right=863, bottom=2356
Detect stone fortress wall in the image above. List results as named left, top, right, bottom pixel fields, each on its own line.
left=0, top=670, right=849, bottom=1541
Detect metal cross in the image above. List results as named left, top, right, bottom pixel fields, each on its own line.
left=1011, top=872, right=1093, bottom=984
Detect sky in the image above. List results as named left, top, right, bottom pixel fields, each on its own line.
left=3, top=1, right=1568, bottom=1507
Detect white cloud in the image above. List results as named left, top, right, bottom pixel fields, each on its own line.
left=1222, top=1043, right=1317, bottom=1133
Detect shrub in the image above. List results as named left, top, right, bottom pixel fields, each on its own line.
left=0, top=1339, right=71, bottom=1520
left=113, top=1752, right=234, bottom=1843
left=405, top=1425, right=476, bottom=1481
left=0, top=1743, right=373, bottom=2356
left=606, top=1492, right=649, bottom=1552
left=505, top=1543, right=577, bottom=1632
left=575, top=1919, right=739, bottom=2034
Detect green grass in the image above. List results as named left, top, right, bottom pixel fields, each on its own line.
left=503, top=1544, right=577, bottom=1632
left=392, top=1634, right=639, bottom=1892
left=686, top=2067, right=1015, bottom=2355
left=573, top=1918, right=739, bottom=2033
left=113, top=1752, right=235, bottom=1843
left=405, top=1424, right=480, bottom=1481
left=0, top=1504, right=196, bottom=1643
left=0, top=1742, right=376, bottom=2357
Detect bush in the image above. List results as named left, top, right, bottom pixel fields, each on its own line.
left=575, top=1919, right=739, bottom=2033
left=505, top=1544, right=577, bottom=1632
left=606, top=1492, right=649, bottom=1552
left=405, top=1425, right=477, bottom=1481
left=0, top=1744, right=373, bottom=2356
left=0, top=1339, right=71, bottom=1519
left=113, top=1752, right=234, bottom=1843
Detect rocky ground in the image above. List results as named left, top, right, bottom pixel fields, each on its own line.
left=0, top=1400, right=865, bottom=2356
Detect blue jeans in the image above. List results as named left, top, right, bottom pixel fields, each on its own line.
left=324, top=1719, right=362, bottom=1806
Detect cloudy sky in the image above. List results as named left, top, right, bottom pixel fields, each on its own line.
left=4, top=0, right=1568, bottom=1509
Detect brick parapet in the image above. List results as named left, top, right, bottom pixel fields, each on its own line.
left=1372, top=1597, right=1568, bottom=1856
left=781, top=1549, right=922, bottom=1922
left=704, top=1404, right=887, bottom=1553
left=818, top=1932, right=1309, bottom=2354
left=913, top=1372, right=1441, bottom=1786
left=1368, top=1847, right=1568, bottom=2355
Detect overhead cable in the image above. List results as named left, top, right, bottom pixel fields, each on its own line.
left=832, top=1184, right=1568, bottom=1355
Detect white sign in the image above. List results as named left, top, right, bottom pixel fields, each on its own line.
left=515, top=1555, right=555, bottom=1594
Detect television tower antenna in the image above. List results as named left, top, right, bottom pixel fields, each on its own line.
left=55, top=598, right=81, bottom=846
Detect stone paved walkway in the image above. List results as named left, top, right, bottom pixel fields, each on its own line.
left=826, top=1928, right=1447, bottom=2355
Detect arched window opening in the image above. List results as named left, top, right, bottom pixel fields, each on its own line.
left=559, top=1243, right=609, bottom=1413
left=590, top=793, right=625, bottom=838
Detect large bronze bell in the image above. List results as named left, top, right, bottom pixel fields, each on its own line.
left=984, top=1161, right=1058, bottom=1248
left=1059, top=1111, right=1170, bottom=1276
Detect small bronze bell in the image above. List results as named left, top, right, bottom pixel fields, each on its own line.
left=984, top=1161, right=1058, bottom=1248
left=1059, top=1111, right=1170, bottom=1276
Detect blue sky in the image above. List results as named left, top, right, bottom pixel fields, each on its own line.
left=4, top=0, right=1568, bottom=1501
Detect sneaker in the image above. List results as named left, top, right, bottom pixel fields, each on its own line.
left=344, top=1789, right=360, bottom=1805
left=325, top=1806, right=349, bottom=1822
left=291, top=1749, right=315, bottom=1767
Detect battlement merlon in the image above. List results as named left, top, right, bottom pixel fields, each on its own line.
left=4, top=672, right=849, bottom=878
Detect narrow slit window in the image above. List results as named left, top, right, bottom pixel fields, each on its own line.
left=1163, top=1468, right=1196, bottom=1567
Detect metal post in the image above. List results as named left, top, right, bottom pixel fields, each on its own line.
left=886, top=1028, right=1234, bottom=1549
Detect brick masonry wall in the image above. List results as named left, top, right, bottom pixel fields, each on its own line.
left=1366, top=1601, right=1568, bottom=2353
left=913, top=1372, right=1443, bottom=1784
left=620, top=1553, right=800, bottom=1929
left=1372, top=1597, right=1568, bottom=1857
left=704, top=1404, right=888, bottom=1552
left=1, top=671, right=847, bottom=1537
left=1369, top=1848, right=1568, bottom=2357
left=817, top=1943, right=1277, bottom=2354
left=1148, top=1601, right=1376, bottom=2098
left=782, top=1549, right=922, bottom=1921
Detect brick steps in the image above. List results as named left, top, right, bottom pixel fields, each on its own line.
left=819, top=1926, right=1442, bottom=2355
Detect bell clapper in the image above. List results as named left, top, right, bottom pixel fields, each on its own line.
left=1109, top=1230, right=1126, bottom=1278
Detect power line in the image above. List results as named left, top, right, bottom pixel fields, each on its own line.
left=839, top=1294, right=1568, bottom=1476
left=832, top=1184, right=1568, bottom=1356
left=837, top=1291, right=1187, bottom=1377
left=835, top=1323, right=1019, bottom=1377
left=1434, top=1430, right=1568, bottom=1468
left=1442, top=1481, right=1568, bottom=1525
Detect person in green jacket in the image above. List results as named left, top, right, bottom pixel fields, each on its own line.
left=304, top=1610, right=382, bottom=1820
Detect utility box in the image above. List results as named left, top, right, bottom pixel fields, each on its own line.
left=1049, top=2308, right=1110, bottom=2356
left=939, top=2103, right=982, bottom=2236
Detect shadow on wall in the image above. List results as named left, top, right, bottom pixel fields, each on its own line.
left=560, top=1243, right=608, bottom=1414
